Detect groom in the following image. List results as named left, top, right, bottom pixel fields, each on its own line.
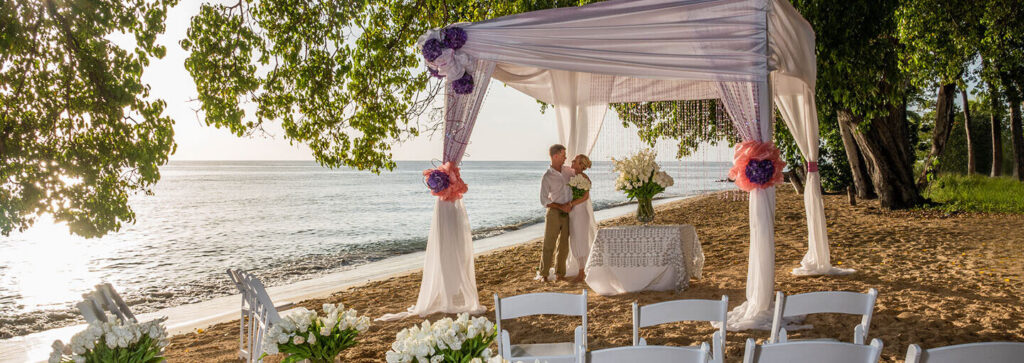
left=538, top=144, right=573, bottom=282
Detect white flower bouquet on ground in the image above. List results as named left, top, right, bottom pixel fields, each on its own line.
left=263, top=303, right=371, bottom=363
left=568, top=173, right=591, bottom=200
left=385, top=313, right=499, bottom=363
left=49, top=315, right=168, bottom=363
left=612, top=149, right=674, bottom=222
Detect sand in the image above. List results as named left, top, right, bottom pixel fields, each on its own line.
left=163, top=187, right=1024, bottom=362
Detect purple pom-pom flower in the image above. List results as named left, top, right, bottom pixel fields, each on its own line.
left=452, top=73, right=474, bottom=94
left=744, top=159, right=775, bottom=185
left=442, top=27, right=468, bottom=50
left=422, top=39, right=444, bottom=62
left=426, top=169, right=450, bottom=193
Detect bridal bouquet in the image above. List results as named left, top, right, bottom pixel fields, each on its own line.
left=385, top=313, right=498, bottom=363
left=568, top=174, right=591, bottom=200
left=263, top=303, right=371, bottom=363
left=49, top=315, right=168, bottom=363
left=612, top=149, right=674, bottom=222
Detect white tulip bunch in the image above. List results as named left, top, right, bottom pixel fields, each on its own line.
left=612, top=149, right=674, bottom=199
left=49, top=315, right=168, bottom=363
left=263, top=303, right=370, bottom=362
left=386, top=313, right=500, bottom=363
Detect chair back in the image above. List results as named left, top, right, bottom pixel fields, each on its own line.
left=228, top=269, right=281, bottom=362
left=905, top=342, right=1024, bottom=363
left=584, top=344, right=710, bottom=363
left=77, top=283, right=136, bottom=323
left=633, top=296, right=728, bottom=363
left=494, top=290, right=588, bottom=360
left=743, top=338, right=883, bottom=363
left=771, top=289, right=877, bottom=344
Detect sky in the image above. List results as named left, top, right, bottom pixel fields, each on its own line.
left=146, top=2, right=729, bottom=163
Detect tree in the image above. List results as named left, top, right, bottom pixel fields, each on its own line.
left=0, top=0, right=178, bottom=237
left=896, top=0, right=981, bottom=185
left=978, top=0, right=1024, bottom=180
left=961, top=88, right=976, bottom=174
left=792, top=0, right=922, bottom=209
left=181, top=0, right=594, bottom=174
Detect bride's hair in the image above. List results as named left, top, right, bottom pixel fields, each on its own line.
left=575, top=154, right=592, bottom=170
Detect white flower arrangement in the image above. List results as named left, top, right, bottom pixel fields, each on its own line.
left=568, top=174, right=591, bottom=200
left=612, top=149, right=674, bottom=199
left=49, top=315, right=168, bottom=363
left=263, top=303, right=370, bottom=363
left=385, top=313, right=499, bottom=363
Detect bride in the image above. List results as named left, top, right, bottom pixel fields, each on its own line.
left=565, top=154, right=598, bottom=282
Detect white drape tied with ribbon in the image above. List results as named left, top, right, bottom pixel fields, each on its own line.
left=377, top=61, right=495, bottom=321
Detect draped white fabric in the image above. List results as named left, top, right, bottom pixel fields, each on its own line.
left=774, top=77, right=854, bottom=277
left=550, top=71, right=612, bottom=275
left=718, top=81, right=779, bottom=330
left=378, top=61, right=495, bottom=321
left=394, top=0, right=841, bottom=326
left=767, top=0, right=850, bottom=276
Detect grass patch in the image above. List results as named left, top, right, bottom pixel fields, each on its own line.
left=923, top=174, right=1024, bottom=214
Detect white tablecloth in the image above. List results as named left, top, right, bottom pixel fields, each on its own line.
left=584, top=225, right=704, bottom=295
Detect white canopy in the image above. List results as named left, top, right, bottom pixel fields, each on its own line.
left=381, top=0, right=853, bottom=329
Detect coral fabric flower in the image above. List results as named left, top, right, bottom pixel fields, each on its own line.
left=729, top=141, right=786, bottom=191
left=423, top=162, right=468, bottom=201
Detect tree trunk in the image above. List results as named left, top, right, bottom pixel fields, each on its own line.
left=917, top=83, right=957, bottom=185
left=961, top=88, right=976, bottom=174
left=1010, top=96, right=1023, bottom=180
left=991, top=85, right=1003, bottom=177
left=842, top=102, right=922, bottom=209
left=837, top=110, right=877, bottom=199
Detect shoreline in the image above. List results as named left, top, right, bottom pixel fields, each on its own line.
left=0, top=196, right=690, bottom=362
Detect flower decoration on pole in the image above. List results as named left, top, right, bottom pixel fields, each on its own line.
left=418, top=26, right=475, bottom=94
left=423, top=162, right=468, bottom=201
left=729, top=141, right=786, bottom=191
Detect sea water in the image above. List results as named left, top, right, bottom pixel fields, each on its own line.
left=0, top=160, right=732, bottom=338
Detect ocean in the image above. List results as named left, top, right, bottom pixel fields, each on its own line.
left=0, top=160, right=733, bottom=338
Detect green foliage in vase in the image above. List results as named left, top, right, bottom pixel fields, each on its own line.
left=0, top=0, right=178, bottom=237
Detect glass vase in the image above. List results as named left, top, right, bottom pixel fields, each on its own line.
left=636, top=196, right=654, bottom=223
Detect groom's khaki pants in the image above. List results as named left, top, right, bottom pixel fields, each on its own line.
left=539, top=207, right=570, bottom=277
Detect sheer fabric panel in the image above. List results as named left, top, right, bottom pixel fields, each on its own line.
left=718, top=81, right=778, bottom=330
left=551, top=71, right=613, bottom=276
left=774, top=76, right=853, bottom=276
left=378, top=61, right=495, bottom=321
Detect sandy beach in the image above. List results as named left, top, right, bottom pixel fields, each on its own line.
left=163, top=187, right=1024, bottom=362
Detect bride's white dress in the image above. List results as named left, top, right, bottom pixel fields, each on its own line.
left=565, top=185, right=598, bottom=277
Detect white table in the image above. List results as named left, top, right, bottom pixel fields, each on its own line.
left=584, top=225, right=704, bottom=295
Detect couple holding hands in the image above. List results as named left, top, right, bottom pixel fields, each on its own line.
left=538, top=144, right=598, bottom=283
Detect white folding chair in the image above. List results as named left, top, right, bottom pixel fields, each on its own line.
left=742, top=338, right=883, bottom=363
left=633, top=296, right=728, bottom=363
left=228, top=269, right=291, bottom=362
left=905, top=342, right=1024, bottom=363
left=494, top=290, right=587, bottom=363
left=770, top=288, right=878, bottom=344
left=582, top=344, right=710, bottom=363
left=77, top=283, right=136, bottom=323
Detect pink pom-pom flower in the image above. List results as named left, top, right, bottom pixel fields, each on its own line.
left=728, top=141, right=786, bottom=191
left=423, top=162, right=468, bottom=201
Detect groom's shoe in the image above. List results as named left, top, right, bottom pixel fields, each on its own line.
left=555, top=275, right=569, bottom=282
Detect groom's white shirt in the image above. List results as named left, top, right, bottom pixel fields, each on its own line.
left=541, top=165, right=573, bottom=207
